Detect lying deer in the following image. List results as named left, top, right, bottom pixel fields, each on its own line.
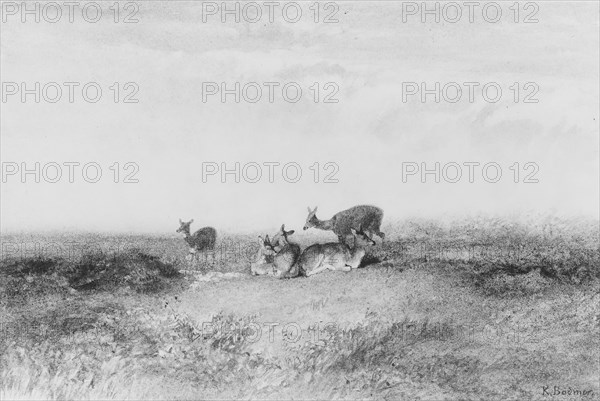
left=250, top=235, right=277, bottom=276
left=270, top=224, right=301, bottom=279
left=298, top=225, right=376, bottom=277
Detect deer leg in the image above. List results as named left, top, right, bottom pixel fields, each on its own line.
left=279, top=263, right=300, bottom=279
left=205, top=249, right=216, bottom=265
left=305, top=254, right=330, bottom=277
left=303, top=252, right=326, bottom=277
left=186, top=248, right=195, bottom=264
left=188, top=248, right=202, bottom=268
left=306, top=264, right=330, bottom=277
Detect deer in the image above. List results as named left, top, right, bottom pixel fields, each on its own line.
left=176, top=219, right=217, bottom=262
left=250, top=235, right=277, bottom=276
left=269, top=224, right=301, bottom=279
left=303, top=205, right=385, bottom=245
left=298, top=225, right=376, bottom=277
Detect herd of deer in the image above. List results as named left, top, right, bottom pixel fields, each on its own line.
left=176, top=204, right=385, bottom=278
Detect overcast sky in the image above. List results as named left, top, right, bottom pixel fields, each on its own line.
left=1, top=1, right=598, bottom=233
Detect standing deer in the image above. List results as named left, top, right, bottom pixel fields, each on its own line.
left=250, top=235, right=277, bottom=276
left=176, top=219, right=217, bottom=262
left=270, top=224, right=301, bottom=279
left=298, top=225, right=376, bottom=277
left=303, top=205, right=385, bottom=245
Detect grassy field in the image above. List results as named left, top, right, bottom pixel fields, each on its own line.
left=1, top=216, right=599, bottom=400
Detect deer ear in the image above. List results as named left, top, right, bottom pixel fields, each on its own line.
left=287, top=230, right=295, bottom=236
left=281, top=224, right=286, bottom=231
left=179, top=218, right=182, bottom=224
left=258, top=235, right=264, bottom=243
left=307, top=207, right=312, bottom=213
left=265, top=234, right=270, bottom=242
left=314, top=206, right=318, bottom=213
left=190, top=219, right=194, bottom=224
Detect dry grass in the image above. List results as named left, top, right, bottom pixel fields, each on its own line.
left=1, top=217, right=598, bottom=400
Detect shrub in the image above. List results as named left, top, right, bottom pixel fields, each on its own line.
left=384, top=216, right=599, bottom=284
left=0, top=249, right=183, bottom=296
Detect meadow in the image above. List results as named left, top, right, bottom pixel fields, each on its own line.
left=1, top=215, right=598, bottom=400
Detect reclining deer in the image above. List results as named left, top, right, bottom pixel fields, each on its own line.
left=250, top=225, right=301, bottom=279
left=251, top=223, right=374, bottom=278
left=303, top=205, right=385, bottom=245
left=270, top=224, right=301, bottom=279
left=298, top=225, right=376, bottom=276
left=250, top=235, right=277, bottom=276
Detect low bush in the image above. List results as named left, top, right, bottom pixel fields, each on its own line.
left=0, top=249, right=183, bottom=298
